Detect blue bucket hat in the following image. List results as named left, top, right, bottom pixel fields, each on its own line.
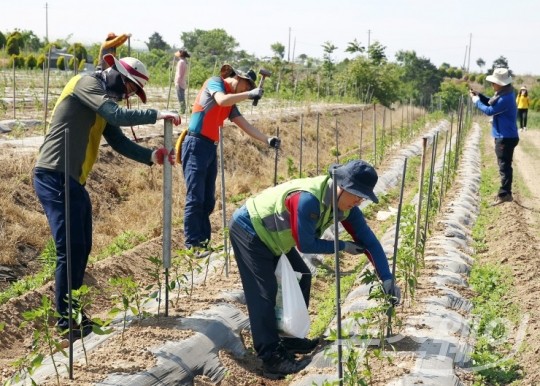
left=330, top=160, right=379, bottom=203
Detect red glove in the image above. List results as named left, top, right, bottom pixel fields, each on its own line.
left=151, top=147, right=175, bottom=165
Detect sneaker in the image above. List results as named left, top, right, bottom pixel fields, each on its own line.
left=491, top=194, right=513, bottom=206
left=281, top=337, right=320, bottom=354
left=262, top=344, right=309, bottom=379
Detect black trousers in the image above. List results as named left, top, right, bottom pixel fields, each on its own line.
left=517, top=108, right=528, bottom=129
left=229, top=217, right=311, bottom=360
left=494, top=138, right=519, bottom=197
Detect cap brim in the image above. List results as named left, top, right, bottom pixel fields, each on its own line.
left=348, top=188, right=379, bottom=204
left=485, top=74, right=511, bottom=86
left=104, top=54, right=147, bottom=103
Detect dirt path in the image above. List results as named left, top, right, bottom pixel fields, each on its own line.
left=481, top=127, right=540, bottom=384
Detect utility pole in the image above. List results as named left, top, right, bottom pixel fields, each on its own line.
left=287, top=27, right=291, bottom=62
left=462, top=45, right=468, bottom=71
left=467, top=33, right=472, bottom=73
left=45, top=2, right=49, bottom=44
left=367, top=29, right=371, bottom=51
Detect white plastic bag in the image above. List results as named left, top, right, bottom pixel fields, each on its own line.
left=275, top=255, right=310, bottom=338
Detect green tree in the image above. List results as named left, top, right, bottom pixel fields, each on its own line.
left=181, top=28, right=239, bottom=68
left=6, top=31, right=23, bottom=55
left=367, top=41, right=387, bottom=65
left=435, top=79, right=468, bottom=112
left=25, top=54, right=37, bottom=69
left=56, top=56, right=66, bottom=70
left=271, top=42, right=285, bottom=60
left=476, top=58, right=485, bottom=72
left=488, top=56, right=510, bottom=75
left=18, top=30, right=42, bottom=52
left=395, top=49, right=442, bottom=104
left=146, top=32, right=171, bottom=51
left=67, top=42, right=87, bottom=62
left=0, top=31, right=6, bottom=50
left=345, top=38, right=365, bottom=56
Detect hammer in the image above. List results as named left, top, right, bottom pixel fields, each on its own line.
left=253, top=68, right=272, bottom=106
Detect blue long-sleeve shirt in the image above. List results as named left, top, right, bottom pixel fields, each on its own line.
left=234, top=191, right=392, bottom=281
left=474, top=91, right=518, bottom=138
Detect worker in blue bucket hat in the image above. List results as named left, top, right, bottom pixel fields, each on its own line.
left=229, top=159, right=401, bottom=379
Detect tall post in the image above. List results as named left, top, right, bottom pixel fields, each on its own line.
left=331, top=169, right=343, bottom=385
left=299, top=115, right=303, bottom=177
left=64, top=128, right=74, bottom=379
left=414, top=137, right=428, bottom=264
left=334, top=116, right=339, bottom=164
left=388, top=157, right=407, bottom=336
left=316, top=113, right=320, bottom=174
left=219, top=126, right=229, bottom=276
left=372, top=104, right=377, bottom=166
left=163, top=120, right=173, bottom=316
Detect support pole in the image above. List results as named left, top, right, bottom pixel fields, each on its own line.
left=64, top=128, right=74, bottom=379
left=163, top=119, right=173, bottom=316
left=331, top=169, right=343, bottom=385
left=219, top=126, right=229, bottom=276
left=387, top=157, right=407, bottom=337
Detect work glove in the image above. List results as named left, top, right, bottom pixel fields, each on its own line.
left=247, top=87, right=264, bottom=100
left=157, top=110, right=181, bottom=126
left=471, top=95, right=479, bottom=104
left=342, top=241, right=365, bottom=255
left=267, top=136, right=281, bottom=149
left=151, top=147, right=175, bottom=166
left=382, top=279, right=401, bottom=305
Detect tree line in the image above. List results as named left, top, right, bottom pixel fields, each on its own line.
left=1, top=28, right=538, bottom=112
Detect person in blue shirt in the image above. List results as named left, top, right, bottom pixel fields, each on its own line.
left=470, top=68, right=519, bottom=206
left=228, top=160, right=400, bottom=379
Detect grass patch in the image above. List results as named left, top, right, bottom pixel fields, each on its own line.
left=468, top=123, right=523, bottom=385
left=0, top=231, right=148, bottom=307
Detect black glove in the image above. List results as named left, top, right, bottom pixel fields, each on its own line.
left=383, top=279, right=401, bottom=305
left=342, top=241, right=365, bottom=255
left=267, top=136, right=281, bottom=149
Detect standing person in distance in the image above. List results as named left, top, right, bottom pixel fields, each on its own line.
left=470, top=67, right=519, bottom=206
left=516, top=86, right=530, bottom=132
left=179, top=64, right=280, bottom=256
left=174, top=48, right=190, bottom=115
left=97, top=32, right=131, bottom=70
left=33, top=53, right=180, bottom=339
left=228, top=160, right=401, bottom=379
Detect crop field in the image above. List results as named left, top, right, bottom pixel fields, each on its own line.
left=1, top=69, right=540, bottom=386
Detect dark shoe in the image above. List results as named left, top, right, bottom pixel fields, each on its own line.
left=491, top=194, right=513, bottom=206
left=281, top=337, right=320, bottom=354
left=262, top=344, right=309, bottom=379
left=56, top=315, right=95, bottom=340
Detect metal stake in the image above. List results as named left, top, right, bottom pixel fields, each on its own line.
left=219, top=126, right=229, bottom=276
left=163, top=119, right=173, bottom=316
left=387, top=157, right=407, bottom=337
left=64, top=128, right=74, bottom=379
left=331, top=169, right=343, bottom=385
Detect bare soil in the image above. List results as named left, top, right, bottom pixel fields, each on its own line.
left=1, top=104, right=539, bottom=385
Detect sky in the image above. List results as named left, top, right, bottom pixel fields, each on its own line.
left=2, top=0, right=539, bottom=75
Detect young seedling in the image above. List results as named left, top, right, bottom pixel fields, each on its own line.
left=108, top=276, right=147, bottom=343
left=19, top=295, right=66, bottom=386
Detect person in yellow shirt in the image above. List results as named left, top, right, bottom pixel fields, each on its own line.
left=516, top=86, right=530, bottom=132
left=97, top=32, right=131, bottom=70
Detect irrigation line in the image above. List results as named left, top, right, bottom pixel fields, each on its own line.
left=219, top=126, right=229, bottom=276
left=387, top=157, right=407, bottom=338
left=64, top=128, right=74, bottom=379
left=331, top=169, right=343, bottom=385
left=163, top=119, right=173, bottom=316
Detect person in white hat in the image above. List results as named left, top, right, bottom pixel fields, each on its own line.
left=516, top=86, right=530, bottom=131
left=33, top=54, right=180, bottom=339
left=470, top=68, right=519, bottom=205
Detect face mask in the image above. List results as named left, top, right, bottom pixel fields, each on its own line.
left=104, top=68, right=128, bottom=101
